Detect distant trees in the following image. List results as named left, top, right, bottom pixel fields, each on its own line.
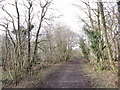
left=79, top=38, right=89, bottom=62
left=37, top=23, right=78, bottom=63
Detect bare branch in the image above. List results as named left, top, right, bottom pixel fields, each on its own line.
left=0, top=23, right=15, bottom=47
left=2, top=6, right=16, bottom=31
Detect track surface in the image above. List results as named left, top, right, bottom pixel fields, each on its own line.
left=39, top=59, right=91, bottom=88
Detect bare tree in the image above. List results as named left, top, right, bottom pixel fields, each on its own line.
left=76, top=1, right=118, bottom=72
left=0, top=0, right=53, bottom=85
left=32, top=0, right=53, bottom=64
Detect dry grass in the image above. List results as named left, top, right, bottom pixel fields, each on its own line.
left=82, top=61, right=118, bottom=88
left=13, top=62, right=63, bottom=88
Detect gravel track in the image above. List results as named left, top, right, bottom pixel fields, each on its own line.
left=38, top=59, right=92, bottom=88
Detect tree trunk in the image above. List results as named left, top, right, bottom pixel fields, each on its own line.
left=97, top=2, right=104, bottom=67
left=32, top=2, right=49, bottom=63
left=117, top=1, right=120, bottom=61
left=27, top=3, right=32, bottom=72
left=99, top=2, right=116, bottom=72
left=117, top=1, right=120, bottom=88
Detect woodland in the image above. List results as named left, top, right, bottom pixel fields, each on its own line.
left=0, top=0, right=119, bottom=88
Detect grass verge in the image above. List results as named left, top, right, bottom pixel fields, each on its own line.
left=12, top=61, right=64, bottom=88
left=81, top=60, right=118, bottom=88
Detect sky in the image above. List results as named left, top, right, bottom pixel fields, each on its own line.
left=0, top=0, right=117, bottom=36
left=0, top=0, right=85, bottom=35
left=51, top=0, right=117, bottom=35
left=51, top=0, right=84, bottom=35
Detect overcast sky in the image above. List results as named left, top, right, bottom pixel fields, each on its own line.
left=0, top=0, right=85, bottom=35
left=52, top=0, right=84, bottom=35
left=0, top=0, right=117, bottom=36
left=51, top=0, right=117, bottom=34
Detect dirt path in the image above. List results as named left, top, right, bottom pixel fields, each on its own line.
left=37, top=59, right=92, bottom=88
